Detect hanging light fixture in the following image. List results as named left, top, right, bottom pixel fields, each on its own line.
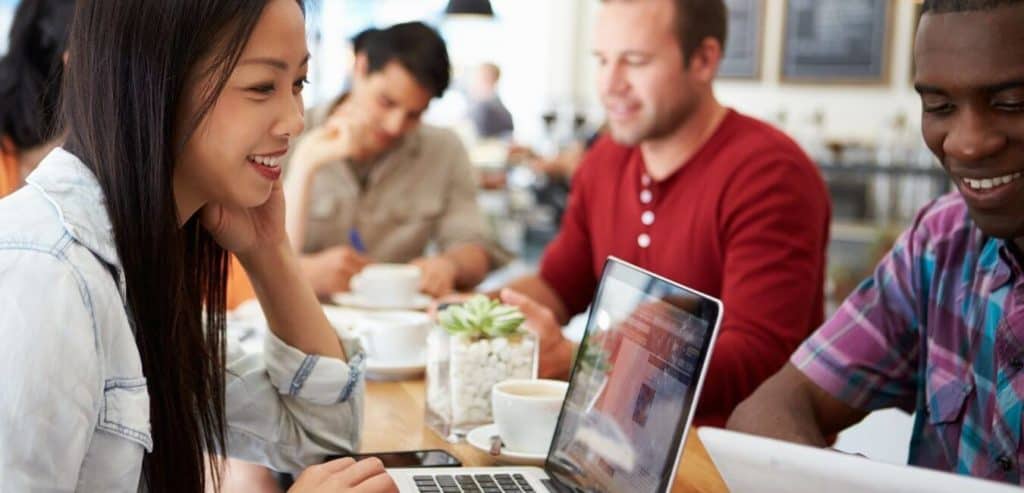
left=444, top=0, right=494, bottom=17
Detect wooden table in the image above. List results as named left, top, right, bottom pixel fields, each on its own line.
left=362, top=380, right=728, bottom=493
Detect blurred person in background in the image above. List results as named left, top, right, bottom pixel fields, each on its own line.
left=281, top=22, right=507, bottom=300
left=228, top=23, right=508, bottom=310
left=467, top=62, right=514, bottom=139
left=0, top=0, right=74, bottom=197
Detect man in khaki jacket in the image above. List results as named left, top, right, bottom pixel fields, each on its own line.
left=284, top=22, right=507, bottom=298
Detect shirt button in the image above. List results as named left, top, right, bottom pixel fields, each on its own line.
left=642, top=174, right=651, bottom=186
left=638, top=233, right=651, bottom=248
left=640, top=190, right=653, bottom=204
left=641, top=211, right=655, bottom=226
left=1012, top=358, right=1024, bottom=371
left=997, top=455, right=1014, bottom=472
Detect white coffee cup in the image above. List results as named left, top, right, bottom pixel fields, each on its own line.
left=350, top=311, right=431, bottom=363
left=492, top=379, right=569, bottom=455
left=350, top=263, right=422, bottom=307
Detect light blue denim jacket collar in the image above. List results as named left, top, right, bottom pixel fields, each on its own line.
left=25, top=148, right=125, bottom=292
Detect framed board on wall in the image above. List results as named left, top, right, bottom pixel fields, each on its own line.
left=719, top=0, right=765, bottom=79
left=781, top=0, right=893, bottom=84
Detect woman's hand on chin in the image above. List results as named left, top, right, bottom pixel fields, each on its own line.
left=201, top=181, right=288, bottom=257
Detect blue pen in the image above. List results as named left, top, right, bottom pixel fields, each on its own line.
left=348, top=228, right=367, bottom=254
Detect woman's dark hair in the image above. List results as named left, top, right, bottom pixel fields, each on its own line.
left=61, top=1, right=301, bottom=491
left=0, top=0, right=74, bottom=152
left=352, top=21, right=451, bottom=98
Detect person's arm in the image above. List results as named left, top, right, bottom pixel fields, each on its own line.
left=301, top=246, right=371, bottom=296
left=238, top=241, right=344, bottom=359
left=412, top=243, right=490, bottom=297
left=499, top=287, right=577, bottom=380
left=205, top=172, right=372, bottom=473
left=283, top=123, right=349, bottom=253
left=283, top=118, right=372, bottom=296
left=432, top=131, right=510, bottom=284
left=222, top=327, right=366, bottom=473
left=289, top=457, right=397, bottom=493
left=692, top=157, right=832, bottom=423
left=531, top=143, right=599, bottom=321
left=204, top=175, right=346, bottom=360
left=501, top=274, right=570, bottom=324
left=283, top=161, right=318, bottom=253
left=445, top=243, right=490, bottom=289
left=727, top=363, right=868, bottom=446
left=728, top=196, right=935, bottom=443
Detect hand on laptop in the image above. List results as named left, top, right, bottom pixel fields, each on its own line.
left=289, top=457, right=398, bottom=493
left=500, top=289, right=576, bottom=380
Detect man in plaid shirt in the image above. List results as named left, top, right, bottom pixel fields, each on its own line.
left=728, top=0, right=1024, bottom=485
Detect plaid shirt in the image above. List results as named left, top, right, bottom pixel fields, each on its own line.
left=792, top=193, right=1024, bottom=484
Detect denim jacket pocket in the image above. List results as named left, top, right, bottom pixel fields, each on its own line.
left=97, top=378, right=153, bottom=452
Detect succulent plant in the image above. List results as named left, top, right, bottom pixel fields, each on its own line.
left=439, top=295, right=526, bottom=339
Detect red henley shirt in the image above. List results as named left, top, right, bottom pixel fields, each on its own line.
left=539, top=109, right=831, bottom=427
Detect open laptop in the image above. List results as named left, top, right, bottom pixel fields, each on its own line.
left=699, top=427, right=1022, bottom=493
left=389, top=257, right=724, bottom=493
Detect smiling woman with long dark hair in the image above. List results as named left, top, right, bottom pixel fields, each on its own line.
left=0, top=1, right=396, bottom=492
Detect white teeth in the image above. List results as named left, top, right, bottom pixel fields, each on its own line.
left=249, top=155, right=280, bottom=168
left=963, top=172, right=1022, bottom=190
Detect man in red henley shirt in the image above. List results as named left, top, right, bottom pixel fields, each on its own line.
left=498, top=0, right=831, bottom=428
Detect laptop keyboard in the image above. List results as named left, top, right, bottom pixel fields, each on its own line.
left=413, top=473, right=537, bottom=493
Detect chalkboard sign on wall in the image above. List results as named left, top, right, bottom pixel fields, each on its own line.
left=719, top=0, right=764, bottom=79
left=781, top=0, right=892, bottom=83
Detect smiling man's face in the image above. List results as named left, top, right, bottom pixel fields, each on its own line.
left=915, top=4, right=1024, bottom=246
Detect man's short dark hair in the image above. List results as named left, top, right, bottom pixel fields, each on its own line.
left=602, top=0, right=728, bottom=62
left=351, top=22, right=451, bottom=98
left=923, top=0, right=1022, bottom=13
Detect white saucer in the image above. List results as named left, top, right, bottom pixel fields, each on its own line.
left=365, top=354, right=427, bottom=381
left=466, top=424, right=546, bottom=466
left=333, top=292, right=433, bottom=311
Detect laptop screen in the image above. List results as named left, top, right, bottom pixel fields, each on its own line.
left=545, top=257, right=722, bottom=493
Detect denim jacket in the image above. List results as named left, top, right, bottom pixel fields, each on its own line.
left=0, top=148, right=366, bottom=492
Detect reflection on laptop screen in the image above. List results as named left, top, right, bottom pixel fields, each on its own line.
left=545, top=259, right=719, bottom=493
